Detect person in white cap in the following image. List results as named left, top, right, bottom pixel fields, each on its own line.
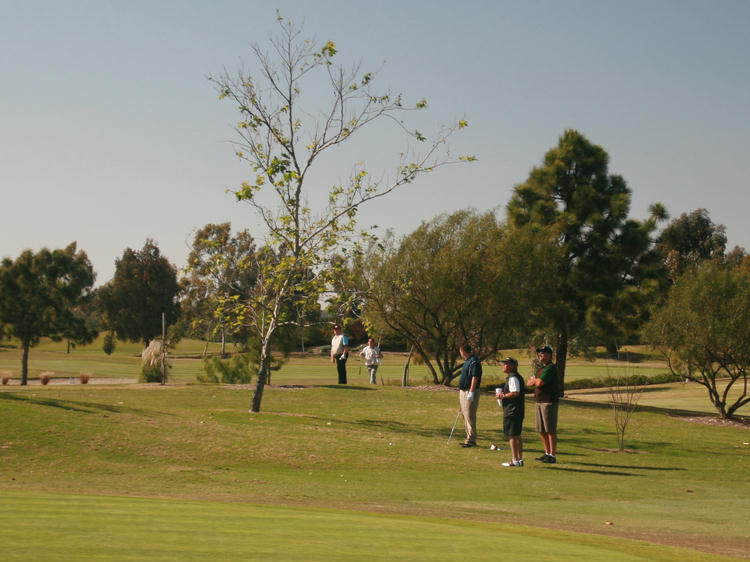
left=496, top=357, right=525, bottom=467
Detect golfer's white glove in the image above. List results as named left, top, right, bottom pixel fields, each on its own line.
left=467, top=391, right=474, bottom=402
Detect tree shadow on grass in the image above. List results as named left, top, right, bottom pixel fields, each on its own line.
left=317, top=385, right=379, bottom=391
left=543, top=459, right=687, bottom=476
left=574, top=461, right=685, bottom=472
left=355, top=418, right=448, bottom=438
left=562, top=432, right=672, bottom=456
left=542, top=465, right=639, bottom=476
left=0, top=392, right=151, bottom=416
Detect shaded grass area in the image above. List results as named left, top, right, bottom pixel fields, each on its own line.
left=0, top=491, right=738, bottom=562
left=0, top=383, right=748, bottom=559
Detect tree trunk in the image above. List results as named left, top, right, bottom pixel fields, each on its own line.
left=160, top=312, right=167, bottom=385
left=21, top=340, right=30, bottom=386
left=401, top=346, right=414, bottom=387
left=556, top=330, right=568, bottom=397
left=250, top=339, right=270, bottom=412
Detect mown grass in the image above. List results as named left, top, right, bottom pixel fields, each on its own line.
left=0, top=379, right=748, bottom=560
left=0, top=491, right=739, bottom=562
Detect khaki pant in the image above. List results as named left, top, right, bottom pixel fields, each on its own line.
left=459, top=389, right=480, bottom=444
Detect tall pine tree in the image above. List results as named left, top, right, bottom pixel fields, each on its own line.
left=507, top=130, right=662, bottom=381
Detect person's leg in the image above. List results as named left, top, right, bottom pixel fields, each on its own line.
left=548, top=432, right=557, bottom=455
left=336, top=357, right=347, bottom=384
left=459, top=391, right=471, bottom=443
left=535, top=403, right=549, bottom=457
left=540, top=431, right=551, bottom=455
left=369, top=366, right=377, bottom=384
left=510, top=435, right=522, bottom=461
left=466, top=391, right=480, bottom=444
left=546, top=402, right=558, bottom=456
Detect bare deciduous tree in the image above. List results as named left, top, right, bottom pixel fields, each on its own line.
left=608, top=371, right=644, bottom=452
left=210, top=15, right=472, bottom=412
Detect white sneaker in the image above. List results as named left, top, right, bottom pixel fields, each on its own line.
left=502, top=459, right=523, bottom=467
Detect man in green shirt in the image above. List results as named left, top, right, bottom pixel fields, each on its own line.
left=526, top=345, right=559, bottom=463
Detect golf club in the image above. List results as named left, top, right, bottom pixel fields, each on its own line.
left=446, top=408, right=462, bottom=444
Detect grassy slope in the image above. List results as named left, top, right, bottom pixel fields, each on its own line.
left=0, top=380, right=748, bottom=560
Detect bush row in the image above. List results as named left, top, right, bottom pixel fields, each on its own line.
left=563, top=371, right=682, bottom=390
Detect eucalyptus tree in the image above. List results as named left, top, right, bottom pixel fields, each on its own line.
left=182, top=223, right=257, bottom=354
left=355, top=210, right=557, bottom=385
left=99, top=240, right=180, bottom=347
left=654, top=208, right=729, bottom=281
left=0, top=243, right=96, bottom=385
left=644, top=260, right=750, bottom=419
left=210, top=16, right=472, bottom=411
left=507, top=130, right=663, bottom=377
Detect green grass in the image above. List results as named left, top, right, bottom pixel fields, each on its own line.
left=0, top=491, right=737, bottom=562
left=0, top=378, right=748, bottom=560
left=0, top=337, right=674, bottom=385
left=1, top=338, right=748, bottom=559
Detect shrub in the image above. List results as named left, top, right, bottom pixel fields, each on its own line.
left=198, top=354, right=253, bottom=384
left=1, top=375, right=10, bottom=385
left=564, top=372, right=681, bottom=391
left=80, top=372, right=91, bottom=384
left=102, top=332, right=116, bottom=355
left=40, top=372, right=53, bottom=385
left=139, top=364, right=165, bottom=383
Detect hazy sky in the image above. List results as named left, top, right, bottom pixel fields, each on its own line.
left=2, top=0, right=748, bottom=284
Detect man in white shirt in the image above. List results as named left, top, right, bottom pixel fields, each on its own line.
left=359, top=338, right=382, bottom=384
left=330, top=324, right=349, bottom=384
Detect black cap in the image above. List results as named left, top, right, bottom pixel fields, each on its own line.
left=536, top=345, right=553, bottom=354
left=501, top=357, right=518, bottom=367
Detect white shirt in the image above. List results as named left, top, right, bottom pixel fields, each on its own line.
left=331, top=334, right=348, bottom=356
left=360, top=345, right=381, bottom=366
left=506, top=375, right=521, bottom=393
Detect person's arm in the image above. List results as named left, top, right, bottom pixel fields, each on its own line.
left=341, top=336, right=349, bottom=358
left=469, top=376, right=479, bottom=393
left=498, top=376, right=520, bottom=399
left=466, top=375, right=479, bottom=402
left=466, top=358, right=480, bottom=400
left=527, top=373, right=543, bottom=387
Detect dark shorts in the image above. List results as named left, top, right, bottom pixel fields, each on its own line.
left=535, top=401, right=558, bottom=433
left=503, top=416, right=523, bottom=437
